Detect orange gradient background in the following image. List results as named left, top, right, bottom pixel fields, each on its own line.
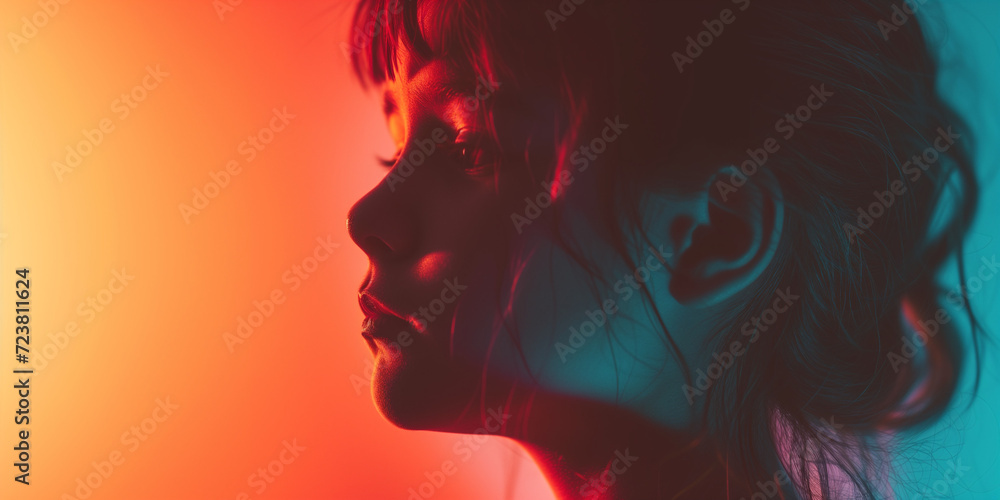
left=0, top=1, right=553, bottom=499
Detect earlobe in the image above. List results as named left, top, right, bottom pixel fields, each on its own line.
left=669, top=166, right=784, bottom=305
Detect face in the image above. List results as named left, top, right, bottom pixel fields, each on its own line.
left=347, top=40, right=728, bottom=433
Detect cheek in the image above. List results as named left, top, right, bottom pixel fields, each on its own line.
left=449, top=227, right=682, bottom=403
left=404, top=180, right=508, bottom=341
left=445, top=231, right=603, bottom=377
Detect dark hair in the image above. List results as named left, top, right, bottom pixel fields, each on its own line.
left=347, top=0, right=984, bottom=497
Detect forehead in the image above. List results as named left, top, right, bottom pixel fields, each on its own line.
left=380, top=43, right=477, bottom=122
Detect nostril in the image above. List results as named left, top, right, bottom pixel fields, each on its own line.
left=346, top=190, right=416, bottom=260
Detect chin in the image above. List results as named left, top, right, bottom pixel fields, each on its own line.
left=369, top=347, right=480, bottom=432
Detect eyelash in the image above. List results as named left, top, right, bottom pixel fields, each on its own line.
left=376, top=131, right=495, bottom=176
left=376, top=154, right=398, bottom=168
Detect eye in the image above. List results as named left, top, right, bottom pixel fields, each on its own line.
left=447, top=130, right=495, bottom=176
left=375, top=107, right=405, bottom=168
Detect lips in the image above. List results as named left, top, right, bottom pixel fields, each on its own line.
left=361, top=313, right=413, bottom=340
left=360, top=308, right=418, bottom=359
left=358, top=291, right=393, bottom=318
left=358, top=291, right=416, bottom=342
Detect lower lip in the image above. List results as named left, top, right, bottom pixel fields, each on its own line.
left=362, top=314, right=416, bottom=343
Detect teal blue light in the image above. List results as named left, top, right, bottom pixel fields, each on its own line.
left=896, top=2, right=1000, bottom=499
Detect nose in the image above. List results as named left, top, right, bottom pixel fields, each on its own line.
left=347, top=181, right=417, bottom=262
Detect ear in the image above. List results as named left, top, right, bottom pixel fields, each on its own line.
left=667, top=166, right=784, bottom=305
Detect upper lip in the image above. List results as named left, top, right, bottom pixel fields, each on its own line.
left=359, top=289, right=425, bottom=336
left=358, top=290, right=400, bottom=319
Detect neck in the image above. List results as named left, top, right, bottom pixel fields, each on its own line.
left=470, top=383, right=757, bottom=499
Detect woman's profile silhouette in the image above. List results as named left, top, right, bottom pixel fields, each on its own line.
left=345, top=1, right=984, bottom=498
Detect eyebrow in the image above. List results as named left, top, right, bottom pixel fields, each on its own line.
left=435, top=81, right=471, bottom=105
left=380, top=72, right=482, bottom=118
left=431, top=69, right=483, bottom=103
